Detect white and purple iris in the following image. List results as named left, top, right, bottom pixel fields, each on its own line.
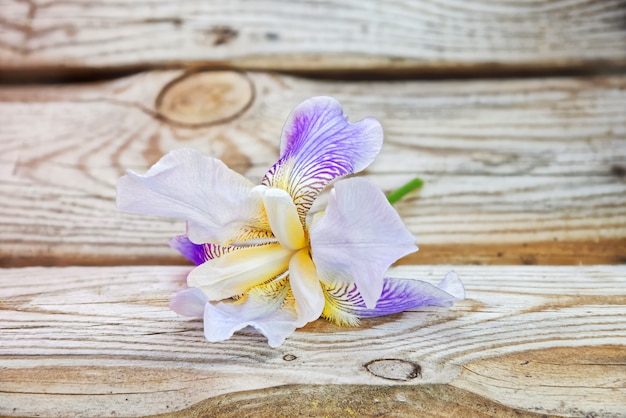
left=117, top=96, right=464, bottom=347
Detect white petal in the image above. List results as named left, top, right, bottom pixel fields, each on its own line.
left=262, top=188, right=306, bottom=250
left=437, top=271, right=465, bottom=300
left=309, top=178, right=418, bottom=308
left=187, top=243, right=292, bottom=300
left=117, top=148, right=267, bottom=246
left=204, top=293, right=298, bottom=348
left=289, top=249, right=325, bottom=326
left=169, top=287, right=208, bottom=317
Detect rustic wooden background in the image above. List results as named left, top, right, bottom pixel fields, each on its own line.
left=1, top=1, right=625, bottom=417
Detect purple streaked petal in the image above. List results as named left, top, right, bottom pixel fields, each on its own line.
left=262, top=96, right=383, bottom=220
left=325, top=273, right=464, bottom=320
left=117, top=148, right=269, bottom=246
left=169, top=235, right=228, bottom=265
left=170, top=287, right=208, bottom=317
left=310, top=177, right=418, bottom=309
left=356, top=276, right=464, bottom=317
left=203, top=279, right=298, bottom=348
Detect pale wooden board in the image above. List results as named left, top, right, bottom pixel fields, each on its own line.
left=0, top=0, right=625, bottom=72
left=0, top=265, right=624, bottom=417
left=148, top=384, right=558, bottom=417
left=1, top=71, right=625, bottom=266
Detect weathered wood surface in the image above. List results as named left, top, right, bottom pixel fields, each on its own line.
left=1, top=265, right=624, bottom=417
left=1, top=70, right=625, bottom=267
left=0, top=0, right=626, bottom=73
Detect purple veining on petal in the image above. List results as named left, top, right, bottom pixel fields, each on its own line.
left=326, top=273, right=464, bottom=319
left=262, top=96, right=383, bottom=219
left=169, top=235, right=225, bottom=265
left=356, top=277, right=462, bottom=317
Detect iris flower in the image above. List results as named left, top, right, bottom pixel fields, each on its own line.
left=117, top=96, right=464, bottom=347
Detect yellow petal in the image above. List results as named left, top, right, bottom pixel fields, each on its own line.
left=262, top=187, right=306, bottom=250
left=289, top=249, right=325, bottom=326
left=188, top=243, right=292, bottom=300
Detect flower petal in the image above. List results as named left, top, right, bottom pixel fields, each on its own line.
left=323, top=273, right=464, bottom=323
left=356, top=276, right=463, bottom=317
left=262, top=187, right=306, bottom=250
left=309, top=177, right=417, bottom=308
left=203, top=278, right=298, bottom=348
left=262, top=96, right=383, bottom=220
left=117, top=148, right=270, bottom=246
left=187, top=242, right=292, bottom=300
left=169, top=287, right=208, bottom=317
left=169, top=235, right=230, bottom=265
left=437, top=271, right=465, bottom=300
left=289, top=249, right=325, bottom=326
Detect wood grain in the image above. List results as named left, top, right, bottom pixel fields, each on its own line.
left=2, top=3, right=624, bottom=417
left=0, top=265, right=624, bottom=417
left=454, top=346, right=626, bottom=418
left=151, top=384, right=556, bottom=418
left=1, top=70, right=625, bottom=266
left=0, top=0, right=625, bottom=73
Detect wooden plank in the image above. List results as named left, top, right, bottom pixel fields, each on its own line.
left=0, top=0, right=625, bottom=73
left=1, top=70, right=625, bottom=266
left=0, top=265, right=624, bottom=417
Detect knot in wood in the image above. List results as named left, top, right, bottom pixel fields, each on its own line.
left=365, top=359, right=421, bottom=381
left=155, top=71, right=253, bottom=127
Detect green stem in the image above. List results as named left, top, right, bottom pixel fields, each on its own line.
left=387, top=177, right=424, bottom=205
